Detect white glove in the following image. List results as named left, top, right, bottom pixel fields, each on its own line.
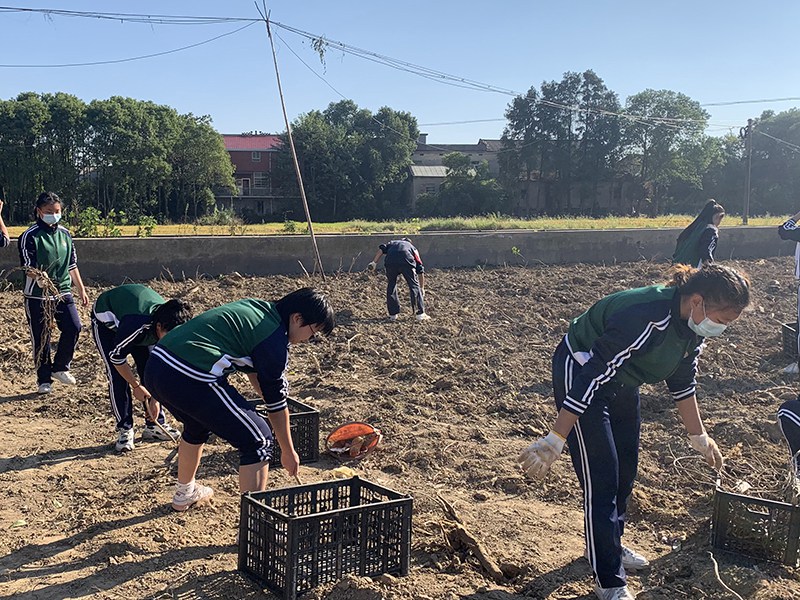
left=689, top=432, right=724, bottom=471
left=518, top=432, right=566, bottom=479
left=367, top=261, right=377, bottom=271
left=34, top=272, right=51, bottom=288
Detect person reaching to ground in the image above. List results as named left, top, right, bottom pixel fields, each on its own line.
left=144, top=287, right=335, bottom=511
left=91, top=284, right=192, bottom=452
left=368, top=237, right=430, bottom=321
left=18, top=192, right=89, bottom=394
left=519, top=263, right=750, bottom=600
left=672, top=199, right=725, bottom=268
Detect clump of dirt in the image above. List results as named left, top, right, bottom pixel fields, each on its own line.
left=1, top=258, right=800, bottom=599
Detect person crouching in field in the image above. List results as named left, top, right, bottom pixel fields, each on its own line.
left=672, top=199, right=725, bottom=268
left=368, top=237, right=430, bottom=321
left=19, top=192, right=90, bottom=394
left=91, top=284, right=192, bottom=452
left=519, top=263, right=750, bottom=600
left=144, top=288, right=335, bottom=512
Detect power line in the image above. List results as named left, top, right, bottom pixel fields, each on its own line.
left=0, top=6, right=257, bottom=25
left=3, top=6, right=800, bottom=133
left=756, top=130, right=800, bottom=154
left=0, top=22, right=257, bottom=68
left=702, top=97, right=800, bottom=107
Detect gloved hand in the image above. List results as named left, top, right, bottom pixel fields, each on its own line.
left=518, top=431, right=566, bottom=479
left=689, top=432, right=724, bottom=470
left=34, top=271, right=51, bottom=288
left=367, top=261, right=377, bottom=271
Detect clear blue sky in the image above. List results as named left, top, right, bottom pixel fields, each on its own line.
left=1, top=1, right=798, bottom=143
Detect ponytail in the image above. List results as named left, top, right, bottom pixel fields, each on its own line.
left=666, top=263, right=750, bottom=311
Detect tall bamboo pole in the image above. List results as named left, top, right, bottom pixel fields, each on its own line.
left=263, top=12, right=325, bottom=279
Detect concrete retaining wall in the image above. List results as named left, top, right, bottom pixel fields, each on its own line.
left=0, top=227, right=791, bottom=283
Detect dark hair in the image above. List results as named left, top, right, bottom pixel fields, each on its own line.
left=152, top=298, right=193, bottom=332
left=36, top=191, right=62, bottom=209
left=676, top=199, right=725, bottom=244
left=667, top=263, right=750, bottom=311
left=275, top=287, right=335, bottom=336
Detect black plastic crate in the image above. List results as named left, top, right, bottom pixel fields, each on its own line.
left=783, top=322, right=798, bottom=359
left=238, top=477, right=412, bottom=600
left=253, top=398, right=320, bottom=468
left=712, top=487, right=800, bottom=566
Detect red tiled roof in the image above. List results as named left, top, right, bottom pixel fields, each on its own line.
left=222, top=134, right=282, bottom=151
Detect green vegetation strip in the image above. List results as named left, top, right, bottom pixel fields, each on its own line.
left=6, top=215, right=785, bottom=238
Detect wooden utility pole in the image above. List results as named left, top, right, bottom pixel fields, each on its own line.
left=262, top=11, right=326, bottom=280
left=741, top=118, right=753, bottom=225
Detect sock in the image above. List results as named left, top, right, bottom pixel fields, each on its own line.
left=175, top=480, right=196, bottom=497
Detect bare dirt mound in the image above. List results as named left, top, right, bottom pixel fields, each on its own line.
left=1, top=258, right=800, bottom=599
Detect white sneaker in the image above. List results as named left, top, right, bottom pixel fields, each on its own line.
left=415, top=313, right=431, bottom=321
left=171, top=483, right=214, bottom=512
left=37, top=383, right=52, bottom=394
left=115, top=428, right=135, bottom=452
left=585, top=545, right=649, bottom=571
left=142, top=423, right=180, bottom=442
left=621, top=545, right=649, bottom=571
left=52, top=371, right=76, bottom=385
left=388, top=314, right=398, bottom=321
left=594, top=584, right=635, bottom=600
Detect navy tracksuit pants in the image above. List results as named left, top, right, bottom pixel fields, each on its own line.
left=552, top=339, right=640, bottom=589
left=778, top=399, right=800, bottom=467
left=385, top=264, right=425, bottom=316
left=90, top=316, right=165, bottom=431
left=145, top=350, right=274, bottom=466
left=24, top=295, right=82, bottom=385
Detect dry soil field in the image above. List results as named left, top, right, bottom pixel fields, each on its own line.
left=1, top=258, right=800, bottom=600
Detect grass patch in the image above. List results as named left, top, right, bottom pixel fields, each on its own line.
left=6, top=214, right=786, bottom=238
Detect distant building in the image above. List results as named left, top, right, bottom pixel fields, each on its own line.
left=408, top=165, right=448, bottom=211
left=407, top=134, right=504, bottom=209
left=411, top=134, right=503, bottom=176
left=215, top=134, right=297, bottom=220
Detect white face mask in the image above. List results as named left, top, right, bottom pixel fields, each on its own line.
left=40, top=212, right=61, bottom=225
left=687, top=301, right=728, bottom=337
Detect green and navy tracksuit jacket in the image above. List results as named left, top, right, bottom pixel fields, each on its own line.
left=92, top=284, right=165, bottom=364
left=562, top=285, right=703, bottom=415
left=18, top=218, right=77, bottom=299
left=152, top=299, right=289, bottom=413
left=672, top=224, right=719, bottom=268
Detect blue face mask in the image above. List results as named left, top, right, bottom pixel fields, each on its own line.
left=688, top=301, right=728, bottom=337
left=41, top=212, right=61, bottom=225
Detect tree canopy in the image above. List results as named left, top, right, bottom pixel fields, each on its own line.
left=0, top=92, right=235, bottom=224
left=271, top=99, right=418, bottom=221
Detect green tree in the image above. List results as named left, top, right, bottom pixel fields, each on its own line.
left=170, top=114, right=236, bottom=219
left=621, top=89, right=709, bottom=214
left=744, top=109, right=800, bottom=215
left=418, top=152, right=507, bottom=217
left=272, top=99, right=418, bottom=220
left=501, top=70, right=621, bottom=215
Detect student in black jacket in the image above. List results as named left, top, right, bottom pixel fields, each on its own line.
left=368, top=238, right=430, bottom=321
